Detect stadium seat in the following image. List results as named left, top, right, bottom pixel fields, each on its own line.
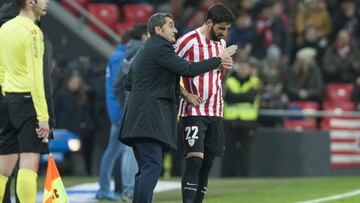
left=115, top=22, right=134, bottom=35
left=284, top=120, right=317, bottom=131
left=326, top=83, right=354, bottom=102
left=320, top=101, right=356, bottom=130
left=87, top=3, right=120, bottom=37
left=284, top=101, right=319, bottom=131
left=287, top=101, right=319, bottom=111
left=123, top=4, right=155, bottom=24
left=60, top=0, right=88, bottom=16
left=286, top=101, right=319, bottom=120
left=323, top=101, right=356, bottom=115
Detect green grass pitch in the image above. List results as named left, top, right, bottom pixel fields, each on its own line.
left=34, top=176, right=360, bottom=203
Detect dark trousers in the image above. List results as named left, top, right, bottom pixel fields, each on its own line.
left=133, top=140, right=163, bottom=203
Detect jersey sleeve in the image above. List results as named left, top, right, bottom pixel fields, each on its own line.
left=175, top=34, right=193, bottom=58
left=25, top=27, right=49, bottom=122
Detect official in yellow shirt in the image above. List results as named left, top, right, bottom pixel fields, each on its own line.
left=0, top=0, right=50, bottom=202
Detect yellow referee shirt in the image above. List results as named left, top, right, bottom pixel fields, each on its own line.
left=0, top=16, right=49, bottom=122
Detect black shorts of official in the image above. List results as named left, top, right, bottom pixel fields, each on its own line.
left=180, top=116, right=225, bottom=157
left=0, top=92, right=49, bottom=155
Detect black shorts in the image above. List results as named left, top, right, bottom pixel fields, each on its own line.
left=180, top=116, right=225, bottom=157
left=0, top=93, right=49, bottom=154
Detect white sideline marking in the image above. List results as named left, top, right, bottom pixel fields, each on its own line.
left=11, top=181, right=180, bottom=203
left=299, top=189, right=360, bottom=203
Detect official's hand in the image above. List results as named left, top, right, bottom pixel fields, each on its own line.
left=36, top=121, right=50, bottom=142
left=218, top=45, right=238, bottom=60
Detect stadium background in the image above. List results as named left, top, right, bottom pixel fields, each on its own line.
left=18, top=0, right=360, bottom=202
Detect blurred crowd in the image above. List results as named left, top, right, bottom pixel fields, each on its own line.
left=85, top=0, right=360, bottom=112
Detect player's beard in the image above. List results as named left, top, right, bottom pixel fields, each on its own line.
left=210, top=25, right=223, bottom=41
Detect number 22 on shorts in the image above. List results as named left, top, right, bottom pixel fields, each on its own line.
left=185, top=126, right=199, bottom=147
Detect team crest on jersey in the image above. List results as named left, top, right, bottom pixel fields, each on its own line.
left=188, top=139, right=195, bottom=147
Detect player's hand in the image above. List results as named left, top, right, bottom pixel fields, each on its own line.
left=184, top=92, right=203, bottom=106
left=221, top=57, right=233, bottom=70
left=36, top=121, right=50, bottom=142
left=218, top=45, right=238, bottom=60
left=182, top=87, right=202, bottom=106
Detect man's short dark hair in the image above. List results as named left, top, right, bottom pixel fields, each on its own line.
left=207, top=3, right=235, bottom=24
left=121, top=29, right=133, bottom=44
left=131, top=24, right=148, bottom=40
left=147, top=13, right=173, bottom=36
left=16, top=0, right=26, bottom=9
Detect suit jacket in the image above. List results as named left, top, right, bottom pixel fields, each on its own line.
left=119, top=34, right=221, bottom=150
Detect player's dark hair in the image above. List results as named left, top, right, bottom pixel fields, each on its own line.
left=147, top=13, right=173, bottom=36
left=207, top=3, right=235, bottom=24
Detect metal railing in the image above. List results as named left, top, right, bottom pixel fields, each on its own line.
left=259, top=109, right=360, bottom=118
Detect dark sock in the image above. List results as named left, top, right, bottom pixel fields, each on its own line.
left=182, top=157, right=202, bottom=203
left=194, top=156, right=214, bottom=203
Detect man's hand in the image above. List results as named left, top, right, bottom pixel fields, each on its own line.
left=36, top=121, right=50, bottom=142
left=221, top=57, right=233, bottom=70
left=219, top=45, right=238, bottom=60
left=181, top=87, right=202, bottom=106
left=185, top=93, right=203, bottom=106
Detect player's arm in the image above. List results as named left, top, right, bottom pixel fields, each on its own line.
left=221, top=63, right=232, bottom=80
left=157, top=43, right=236, bottom=77
left=220, top=40, right=233, bottom=79
left=25, top=28, right=49, bottom=123
left=180, top=79, right=202, bottom=106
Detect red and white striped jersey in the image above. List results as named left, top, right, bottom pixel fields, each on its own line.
left=175, top=28, right=226, bottom=117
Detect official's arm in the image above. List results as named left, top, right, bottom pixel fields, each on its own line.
left=26, top=28, right=49, bottom=122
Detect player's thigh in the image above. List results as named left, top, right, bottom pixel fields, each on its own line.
left=0, top=98, right=18, bottom=155
left=19, top=153, right=41, bottom=172
left=7, top=94, right=50, bottom=155
left=0, top=154, right=19, bottom=176
left=204, top=117, right=225, bottom=157
left=17, top=117, right=49, bottom=154
left=181, top=116, right=207, bottom=155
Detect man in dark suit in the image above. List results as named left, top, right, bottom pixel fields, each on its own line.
left=119, top=13, right=237, bottom=203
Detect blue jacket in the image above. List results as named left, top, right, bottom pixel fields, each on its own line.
left=105, top=44, right=127, bottom=124
left=113, top=39, right=144, bottom=109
